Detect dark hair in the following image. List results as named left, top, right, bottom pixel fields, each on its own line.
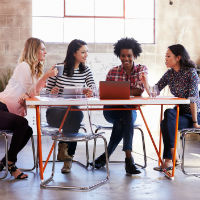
left=168, top=44, right=196, bottom=69
left=63, top=39, right=87, bottom=76
left=113, top=37, right=142, bottom=58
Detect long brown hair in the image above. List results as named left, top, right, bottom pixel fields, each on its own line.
left=19, top=37, right=44, bottom=78
left=63, top=39, right=87, bottom=76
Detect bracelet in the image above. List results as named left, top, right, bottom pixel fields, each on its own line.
left=192, top=121, right=197, bottom=124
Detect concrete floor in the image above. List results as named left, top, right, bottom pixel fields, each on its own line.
left=0, top=134, right=200, bottom=200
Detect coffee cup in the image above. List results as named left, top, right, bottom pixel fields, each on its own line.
left=55, top=65, right=64, bottom=76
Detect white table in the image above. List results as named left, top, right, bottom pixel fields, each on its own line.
left=26, top=96, right=190, bottom=180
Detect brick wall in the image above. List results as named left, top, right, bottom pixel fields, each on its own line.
left=0, top=0, right=32, bottom=73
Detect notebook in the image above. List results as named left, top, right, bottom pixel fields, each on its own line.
left=61, top=86, right=84, bottom=98
left=99, top=81, right=130, bottom=99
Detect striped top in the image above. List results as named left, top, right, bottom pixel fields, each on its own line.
left=46, top=65, right=95, bottom=94
left=156, top=67, right=200, bottom=114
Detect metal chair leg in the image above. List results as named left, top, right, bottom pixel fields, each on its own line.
left=134, top=127, right=147, bottom=168
left=93, top=124, right=147, bottom=168
left=92, top=138, right=97, bottom=168
left=20, top=135, right=36, bottom=171
left=181, top=131, right=200, bottom=176
left=0, top=132, right=36, bottom=179
left=181, top=133, right=186, bottom=174
left=41, top=140, right=57, bottom=188
left=86, top=141, right=89, bottom=167
left=0, top=134, right=8, bottom=179
left=41, top=135, right=109, bottom=190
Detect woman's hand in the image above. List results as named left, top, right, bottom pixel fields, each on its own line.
left=45, top=65, right=58, bottom=79
left=193, top=122, right=200, bottom=128
left=139, top=72, right=148, bottom=86
left=83, top=88, right=93, bottom=97
left=50, top=86, right=60, bottom=94
left=190, top=103, right=200, bottom=128
left=18, top=93, right=30, bottom=105
left=139, top=72, right=151, bottom=96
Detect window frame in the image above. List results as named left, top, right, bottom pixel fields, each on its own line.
left=63, top=0, right=155, bottom=44
left=32, top=0, right=156, bottom=44
left=64, top=0, right=125, bottom=18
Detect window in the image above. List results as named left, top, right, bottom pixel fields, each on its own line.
left=32, top=0, right=155, bottom=43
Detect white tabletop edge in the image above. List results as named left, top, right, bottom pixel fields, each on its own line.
left=26, top=96, right=190, bottom=106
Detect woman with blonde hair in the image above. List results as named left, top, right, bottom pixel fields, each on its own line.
left=0, top=37, right=57, bottom=179
left=1, top=37, right=57, bottom=116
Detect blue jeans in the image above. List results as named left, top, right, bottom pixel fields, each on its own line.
left=161, top=108, right=200, bottom=159
left=103, top=105, right=137, bottom=157
left=46, top=106, right=83, bottom=156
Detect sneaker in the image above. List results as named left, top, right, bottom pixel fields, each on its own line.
left=61, top=158, right=73, bottom=173
left=125, top=156, right=141, bottom=175
left=57, top=143, right=70, bottom=161
left=90, top=153, right=106, bottom=169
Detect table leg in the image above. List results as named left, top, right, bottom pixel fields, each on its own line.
left=36, top=106, right=44, bottom=180
left=158, top=105, right=163, bottom=166
left=59, top=106, right=71, bottom=134
left=138, top=106, right=164, bottom=167
left=43, top=106, right=71, bottom=171
left=172, top=105, right=180, bottom=177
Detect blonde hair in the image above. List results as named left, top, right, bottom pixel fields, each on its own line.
left=19, top=37, right=45, bottom=78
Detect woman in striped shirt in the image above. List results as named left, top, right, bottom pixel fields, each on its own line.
left=46, top=39, right=95, bottom=173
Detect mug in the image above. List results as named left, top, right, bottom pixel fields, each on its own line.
left=55, top=65, right=64, bottom=76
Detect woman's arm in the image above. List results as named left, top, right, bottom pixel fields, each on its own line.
left=190, top=102, right=200, bottom=128
left=188, top=69, right=200, bottom=128
left=140, top=70, right=169, bottom=96
left=28, top=66, right=58, bottom=97
left=85, top=67, right=95, bottom=88
left=139, top=72, right=151, bottom=96
left=85, top=67, right=96, bottom=97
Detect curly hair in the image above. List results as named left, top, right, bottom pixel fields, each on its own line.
left=113, top=37, right=142, bottom=58
left=168, top=44, right=196, bottom=69
left=19, top=37, right=44, bottom=79
left=63, top=39, right=87, bottom=77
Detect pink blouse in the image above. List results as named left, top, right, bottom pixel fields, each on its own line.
left=0, top=62, right=45, bottom=116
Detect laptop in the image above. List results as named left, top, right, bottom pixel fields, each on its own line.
left=99, top=81, right=130, bottom=99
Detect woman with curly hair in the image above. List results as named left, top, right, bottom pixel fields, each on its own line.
left=140, top=44, right=200, bottom=174
left=0, top=37, right=57, bottom=179
left=91, top=37, right=148, bottom=175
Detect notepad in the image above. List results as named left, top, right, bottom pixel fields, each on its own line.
left=61, top=86, right=84, bottom=98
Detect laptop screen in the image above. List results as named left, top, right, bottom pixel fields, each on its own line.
left=99, top=81, right=130, bottom=99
